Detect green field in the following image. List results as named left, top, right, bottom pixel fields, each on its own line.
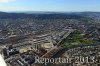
left=61, top=30, right=96, bottom=47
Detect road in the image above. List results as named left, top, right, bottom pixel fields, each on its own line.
left=42, top=29, right=74, bottom=58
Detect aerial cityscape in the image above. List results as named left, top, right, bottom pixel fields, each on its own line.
left=0, top=0, right=100, bottom=66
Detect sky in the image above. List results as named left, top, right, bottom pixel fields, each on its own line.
left=0, top=0, right=100, bottom=12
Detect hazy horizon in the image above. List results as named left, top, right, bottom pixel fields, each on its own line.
left=1, top=9, right=100, bottom=13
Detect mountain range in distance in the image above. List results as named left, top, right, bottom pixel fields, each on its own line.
left=0, top=11, right=100, bottom=19
left=1, top=11, right=100, bottom=14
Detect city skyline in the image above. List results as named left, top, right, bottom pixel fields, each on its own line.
left=0, top=0, right=100, bottom=12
